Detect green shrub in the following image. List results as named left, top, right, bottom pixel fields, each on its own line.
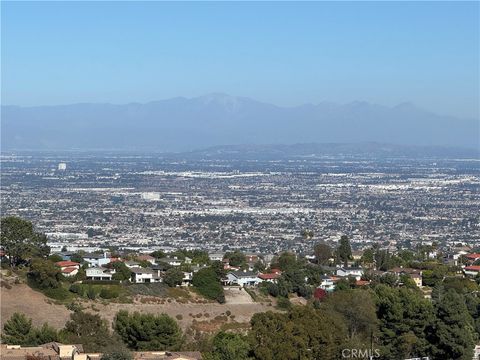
left=87, top=287, right=98, bottom=300
left=192, top=267, right=225, bottom=303
left=276, top=297, right=292, bottom=310
left=266, top=282, right=279, bottom=297
left=66, top=302, right=84, bottom=312
left=82, top=280, right=120, bottom=285
left=69, top=283, right=84, bottom=296
left=113, top=310, right=183, bottom=351
left=28, top=259, right=63, bottom=290
left=100, top=287, right=120, bottom=299
left=44, top=287, right=71, bottom=300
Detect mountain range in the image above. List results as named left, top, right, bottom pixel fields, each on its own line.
left=1, top=93, right=478, bottom=151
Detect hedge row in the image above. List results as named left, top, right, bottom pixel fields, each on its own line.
left=81, top=280, right=120, bottom=285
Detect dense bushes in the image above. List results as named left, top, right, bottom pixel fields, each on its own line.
left=163, top=267, right=184, bottom=287
left=192, top=267, right=225, bottom=303
left=0, top=217, right=49, bottom=267
left=276, top=297, right=292, bottom=310
left=82, top=280, right=121, bottom=285
left=1, top=312, right=58, bottom=346
left=60, top=311, right=121, bottom=352
left=43, top=287, right=71, bottom=300
left=69, top=283, right=84, bottom=295
left=69, top=284, right=121, bottom=299
left=28, top=258, right=63, bottom=289
left=205, top=331, right=251, bottom=360
left=114, top=310, right=183, bottom=351
left=249, top=306, right=347, bottom=360
left=100, top=287, right=120, bottom=299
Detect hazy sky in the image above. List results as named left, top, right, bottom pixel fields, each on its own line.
left=2, top=1, right=479, bottom=119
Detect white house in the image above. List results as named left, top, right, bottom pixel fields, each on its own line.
left=336, top=267, right=363, bottom=281
left=86, top=267, right=114, bottom=281
left=83, top=252, right=110, bottom=268
left=124, top=260, right=140, bottom=268
left=208, top=253, right=225, bottom=262
left=158, top=257, right=182, bottom=267
left=130, top=267, right=161, bottom=283
left=318, top=275, right=336, bottom=292
left=225, top=270, right=261, bottom=287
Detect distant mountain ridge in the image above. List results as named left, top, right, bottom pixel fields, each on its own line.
left=2, top=93, right=478, bottom=151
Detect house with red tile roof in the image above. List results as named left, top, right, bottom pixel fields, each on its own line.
left=355, top=280, right=370, bottom=287
left=258, top=271, right=281, bottom=283
left=465, top=253, right=480, bottom=264
left=55, top=260, right=80, bottom=277
left=464, top=265, right=480, bottom=277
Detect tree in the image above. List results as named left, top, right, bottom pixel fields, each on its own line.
left=0, top=217, right=49, bottom=267
left=313, top=243, right=332, bottom=265
left=443, top=277, right=478, bottom=294
left=253, top=260, right=265, bottom=272
left=265, top=282, right=279, bottom=297
left=374, top=285, right=435, bottom=359
left=2, top=312, right=32, bottom=345
left=210, top=260, right=226, bottom=279
left=335, top=278, right=355, bottom=291
left=337, top=235, right=352, bottom=266
left=207, top=331, right=251, bottom=360
left=249, top=307, right=347, bottom=360
left=70, top=253, right=84, bottom=264
left=111, top=261, right=131, bottom=281
left=60, top=311, right=115, bottom=352
left=276, top=252, right=298, bottom=272
left=379, top=273, right=399, bottom=287
left=28, top=258, right=63, bottom=289
left=422, top=265, right=448, bottom=287
left=48, top=254, right=63, bottom=263
left=360, top=248, right=375, bottom=266
left=323, top=290, right=378, bottom=341
left=150, top=250, right=165, bottom=259
left=375, top=250, right=393, bottom=271
left=2, top=313, right=58, bottom=346
left=114, top=310, right=183, bottom=351
left=430, top=289, right=476, bottom=360
left=28, top=323, right=59, bottom=345
left=137, top=260, right=151, bottom=268
left=279, top=268, right=309, bottom=297
left=225, top=251, right=246, bottom=268
left=192, top=267, right=225, bottom=303
left=164, top=267, right=184, bottom=287
left=398, top=250, right=415, bottom=263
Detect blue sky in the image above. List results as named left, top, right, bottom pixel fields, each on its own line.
left=1, top=1, right=479, bottom=118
